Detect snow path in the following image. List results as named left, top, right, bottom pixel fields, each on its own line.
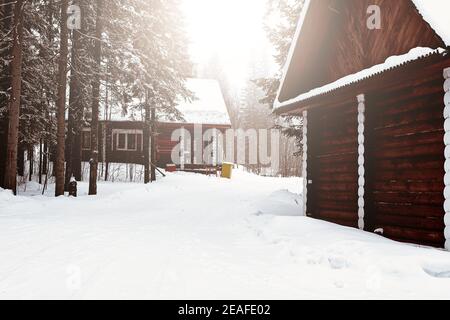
left=1, top=171, right=450, bottom=299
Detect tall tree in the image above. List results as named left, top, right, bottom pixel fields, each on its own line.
left=144, top=90, right=150, bottom=184
left=254, top=0, right=305, bottom=176
left=0, top=0, right=13, bottom=187
left=3, top=0, right=24, bottom=194
left=55, top=0, right=69, bottom=196
left=150, top=104, right=156, bottom=182
left=65, top=0, right=85, bottom=187
left=88, top=0, right=103, bottom=195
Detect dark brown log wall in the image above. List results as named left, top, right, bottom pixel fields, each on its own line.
left=155, top=123, right=230, bottom=168
left=278, top=0, right=445, bottom=103
left=366, top=77, right=446, bottom=247
left=309, top=102, right=359, bottom=228
left=79, top=121, right=231, bottom=168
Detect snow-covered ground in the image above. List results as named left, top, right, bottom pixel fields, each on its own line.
left=1, top=171, right=450, bottom=299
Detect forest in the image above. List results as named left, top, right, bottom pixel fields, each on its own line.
left=0, top=0, right=192, bottom=196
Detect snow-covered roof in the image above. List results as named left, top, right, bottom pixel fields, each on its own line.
left=169, top=78, right=231, bottom=126
left=106, top=78, right=231, bottom=126
left=412, top=0, right=450, bottom=46
left=274, top=0, right=450, bottom=112
left=275, top=47, right=446, bottom=109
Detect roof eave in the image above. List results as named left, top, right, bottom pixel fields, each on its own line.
left=273, top=0, right=312, bottom=111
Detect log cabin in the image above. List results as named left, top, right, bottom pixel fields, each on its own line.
left=79, top=78, right=231, bottom=169
left=274, top=0, right=450, bottom=249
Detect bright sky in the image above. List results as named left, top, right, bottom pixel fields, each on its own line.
left=182, top=0, right=272, bottom=88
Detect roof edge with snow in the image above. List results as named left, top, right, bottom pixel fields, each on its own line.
left=274, top=0, right=450, bottom=113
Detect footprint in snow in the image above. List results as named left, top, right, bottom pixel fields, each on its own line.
left=423, top=264, right=450, bottom=278
left=328, top=256, right=350, bottom=270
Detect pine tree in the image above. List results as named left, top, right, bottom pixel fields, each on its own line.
left=66, top=0, right=89, bottom=186
left=88, top=0, right=103, bottom=195
left=3, top=0, right=24, bottom=194
left=255, top=0, right=305, bottom=176
left=54, top=0, right=69, bottom=196
left=0, top=0, right=13, bottom=187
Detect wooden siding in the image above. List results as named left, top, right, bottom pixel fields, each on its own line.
left=156, top=123, right=230, bottom=168
left=366, top=77, right=446, bottom=247
left=308, top=102, right=359, bottom=228
left=304, top=59, right=450, bottom=248
left=278, top=0, right=445, bottom=103
left=326, top=0, right=443, bottom=86
left=79, top=121, right=231, bottom=167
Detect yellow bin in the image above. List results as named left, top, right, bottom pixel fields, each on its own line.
left=221, top=162, right=234, bottom=179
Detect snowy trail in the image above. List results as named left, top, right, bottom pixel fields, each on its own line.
left=1, top=171, right=450, bottom=299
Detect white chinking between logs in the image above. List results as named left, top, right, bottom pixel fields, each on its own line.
left=302, top=111, right=308, bottom=216
left=444, top=67, right=450, bottom=251
left=357, top=94, right=365, bottom=230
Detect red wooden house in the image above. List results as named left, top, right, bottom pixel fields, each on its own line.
left=274, top=0, right=450, bottom=249
left=80, top=78, right=231, bottom=169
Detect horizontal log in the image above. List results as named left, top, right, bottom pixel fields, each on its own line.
left=321, top=126, right=357, bottom=138
left=316, top=212, right=358, bottom=228
left=372, top=191, right=444, bottom=206
left=373, top=87, right=443, bottom=116
left=372, top=180, right=444, bottom=193
left=317, top=153, right=357, bottom=164
left=320, top=136, right=357, bottom=148
left=371, top=77, right=444, bottom=108
left=316, top=182, right=358, bottom=193
left=375, top=225, right=445, bottom=246
left=316, top=199, right=358, bottom=211
left=374, top=119, right=443, bottom=139
left=374, top=214, right=444, bottom=231
left=317, top=163, right=358, bottom=175
left=374, top=131, right=444, bottom=150
left=318, top=144, right=358, bottom=157
left=373, top=142, right=444, bottom=159
left=317, top=173, right=358, bottom=183
left=372, top=168, right=444, bottom=181
left=373, top=158, right=444, bottom=171
left=373, top=203, right=444, bottom=218
left=317, top=191, right=358, bottom=202
left=373, top=103, right=442, bottom=129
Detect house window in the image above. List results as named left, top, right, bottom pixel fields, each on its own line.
left=82, top=130, right=91, bottom=150
left=117, top=133, right=127, bottom=150
left=112, top=129, right=143, bottom=152
left=127, top=133, right=137, bottom=151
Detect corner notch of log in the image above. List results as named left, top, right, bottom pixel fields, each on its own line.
left=443, top=67, right=450, bottom=251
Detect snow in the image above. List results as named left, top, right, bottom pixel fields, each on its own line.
left=169, top=78, right=231, bottom=125
left=1, top=171, right=450, bottom=299
left=412, top=0, right=450, bottom=46
left=275, top=0, right=450, bottom=111
left=107, top=78, right=231, bottom=126
left=274, top=47, right=445, bottom=110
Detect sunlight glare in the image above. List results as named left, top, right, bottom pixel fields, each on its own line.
left=182, top=0, right=269, bottom=86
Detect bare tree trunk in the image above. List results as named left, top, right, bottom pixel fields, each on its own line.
left=17, top=143, right=24, bottom=177
left=39, top=138, right=43, bottom=184
left=0, top=0, right=13, bottom=188
left=28, top=144, right=33, bottom=182
left=150, top=106, right=157, bottom=182
left=103, top=64, right=109, bottom=181
left=104, top=128, right=109, bottom=181
left=65, top=8, right=82, bottom=189
left=3, top=0, right=24, bottom=195
left=43, top=139, right=48, bottom=175
left=55, top=0, right=69, bottom=197
left=88, top=0, right=103, bottom=195
left=144, top=91, right=150, bottom=184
